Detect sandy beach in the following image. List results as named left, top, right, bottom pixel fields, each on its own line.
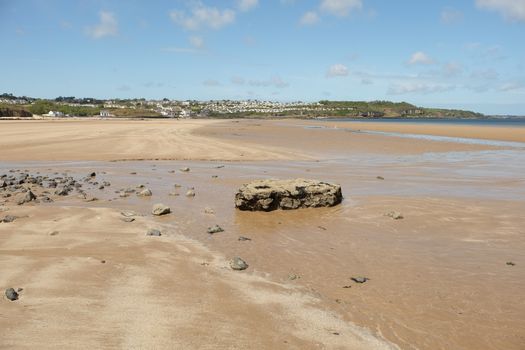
left=1, top=119, right=524, bottom=349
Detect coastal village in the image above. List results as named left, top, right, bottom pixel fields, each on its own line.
left=0, top=93, right=483, bottom=119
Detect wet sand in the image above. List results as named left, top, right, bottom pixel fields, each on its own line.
left=1, top=119, right=524, bottom=349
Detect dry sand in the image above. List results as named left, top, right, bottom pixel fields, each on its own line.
left=1, top=118, right=524, bottom=349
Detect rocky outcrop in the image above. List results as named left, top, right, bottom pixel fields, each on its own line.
left=235, top=179, right=342, bottom=211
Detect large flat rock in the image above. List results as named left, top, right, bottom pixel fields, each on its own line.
left=235, top=179, right=343, bottom=211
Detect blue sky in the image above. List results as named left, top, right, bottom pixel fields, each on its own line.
left=1, top=0, right=524, bottom=114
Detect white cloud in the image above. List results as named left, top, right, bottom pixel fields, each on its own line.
left=476, top=0, right=525, bottom=22
left=237, top=0, right=258, bottom=12
left=85, top=11, right=118, bottom=39
left=189, top=35, right=204, bottom=49
left=407, top=51, right=435, bottom=65
left=320, top=0, right=362, bottom=17
left=441, top=8, right=463, bottom=24
left=170, top=5, right=235, bottom=31
left=300, top=11, right=320, bottom=25
left=326, top=63, right=349, bottom=77
left=388, top=83, right=454, bottom=95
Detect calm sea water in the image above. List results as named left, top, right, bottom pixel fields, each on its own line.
left=322, top=117, right=525, bottom=127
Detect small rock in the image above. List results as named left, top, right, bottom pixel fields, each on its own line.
left=376, top=176, right=385, bottom=180
left=288, top=274, right=300, bottom=280
left=229, top=257, right=248, bottom=270
left=152, top=204, right=170, bottom=216
left=238, top=236, right=252, bottom=241
left=506, top=261, right=516, bottom=266
left=55, top=186, right=69, bottom=196
left=100, top=260, right=106, bottom=264
left=1, top=215, right=18, bottom=223
left=385, top=211, right=403, bottom=220
left=204, top=207, right=215, bottom=214
left=207, top=225, right=224, bottom=234
left=186, top=189, right=195, bottom=197
left=146, top=229, right=162, bottom=236
left=137, top=188, right=152, bottom=197
left=121, top=217, right=135, bottom=223
left=121, top=211, right=136, bottom=217
left=342, top=285, right=352, bottom=289
left=168, top=192, right=180, bottom=196
left=5, top=288, right=19, bottom=301
left=180, top=167, right=190, bottom=172
left=351, top=277, right=369, bottom=284
left=89, top=172, right=96, bottom=177
left=49, top=231, right=59, bottom=236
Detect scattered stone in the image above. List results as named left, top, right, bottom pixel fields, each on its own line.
left=288, top=274, right=300, bottom=280
left=17, top=190, right=36, bottom=205
left=137, top=188, right=152, bottom=197
left=146, top=229, right=162, bottom=236
left=100, top=260, right=106, bottom=264
left=215, top=165, right=225, bottom=169
left=186, top=189, right=196, bottom=197
left=89, top=172, right=96, bottom=177
left=238, top=236, right=252, bottom=241
left=342, top=285, right=352, bottom=289
left=235, top=179, right=343, bottom=211
left=55, top=186, right=69, bottom=196
left=318, top=226, right=327, bottom=231
left=152, top=204, right=171, bottom=216
left=204, top=207, right=215, bottom=214
left=211, top=175, right=218, bottom=178
left=351, top=277, right=369, bottom=284
left=2, top=215, right=18, bottom=223
left=385, top=211, right=404, bottom=220
left=229, top=257, right=248, bottom=270
left=121, top=217, right=135, bottom=223
left=130, top=172, right=137, bottom=175
left=180, top=167, right=190, bottom=172
left=173, top=184, right=182, bottom=188
left=49, top=231, right=59, bottom=236
left=121, top=211, right=136, bottom=217
left=5, top=288, right=19, bottom=301
left=377, top=176, right=385, bottom=180
left=207, top=225, right=224, bottom=234
left=168, top=192, right=180, bottom=196
left=506, top=261, right=516, bottom=266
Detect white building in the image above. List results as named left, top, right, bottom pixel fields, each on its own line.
left=45, top=111, right=64, bottom=117
left=99, top=110, right=113, bottom=117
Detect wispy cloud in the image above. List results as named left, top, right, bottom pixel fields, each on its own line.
left=189, top=35, right=205, bottom=49
left=300, top=11, right=320, bottom=25
left=388, top=83, right=454, bottom=95
left=320, top=0, right=362, bottom=17
left=237, top=0, right=259, bottom=12
left=441, top=7, right=463, bottom=24
left=203, top=79, right=221, bottom=86
left=326, top=63, right=349, bottom=77
left=407, top=51, right=435, bottom=65
left=476, top=0, right=525, bottom=22
left=169, top=4, right=235, bottom=31
left=85, top=11, right=118, bottom=39
left=248, top=76, right=289, bottom=88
